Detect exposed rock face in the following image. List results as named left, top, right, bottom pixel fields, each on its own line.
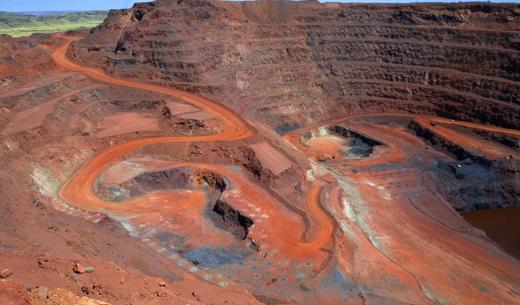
left=70, top=0, right=520, bottom=129
left=96, top=167, right=226, bottom=201
left=212, top=200, right=254, bottom=240
left=409, top=119, right=520, bottom=212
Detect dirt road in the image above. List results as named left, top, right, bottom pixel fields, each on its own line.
left=284, top=112, right=520, bottom=305
left=284, top=113, right=520, bottom=161
left=53, top=37, right=335, bottom=262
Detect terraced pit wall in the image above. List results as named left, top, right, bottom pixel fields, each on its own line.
left=69, top=0, right=520, bottom=129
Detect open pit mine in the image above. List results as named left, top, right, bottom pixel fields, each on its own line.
left=1, top=1, right=519, bottom=304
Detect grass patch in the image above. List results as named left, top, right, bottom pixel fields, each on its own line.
left=0, top=11, right=107, bottom=37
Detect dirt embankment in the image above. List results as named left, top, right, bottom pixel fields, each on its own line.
left=0, top=33, right=264, bottom=305
left=0, top=34, right=62, bottom=76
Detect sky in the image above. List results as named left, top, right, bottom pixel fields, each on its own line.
left=0, top=0, right=518, bottom=12
left=0, top=0, right=146, bottom=12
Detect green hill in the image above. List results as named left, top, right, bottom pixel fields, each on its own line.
left=0, top=11, right=107, bottom=37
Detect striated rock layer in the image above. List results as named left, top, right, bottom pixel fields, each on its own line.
left=70, top=0, right=520, bottom=129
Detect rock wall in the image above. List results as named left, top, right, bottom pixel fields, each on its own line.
left=69, top=0, right=520, bottom=128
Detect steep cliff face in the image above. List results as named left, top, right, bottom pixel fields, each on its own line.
left=70, top=0, right=520, bottom=129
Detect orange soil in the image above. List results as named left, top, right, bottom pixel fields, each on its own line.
left=49, top=36, right=520, bottom=304
left=0, top=72, right=77, bottom=99
left=1, top=86, right=96, bottom=136
left=1, top=99, right=58, bottom=136
left=112, top=190, right=236, bottom=249
left=166, top=101, right=199, bottom=115
left=178, top=111, right=216, bottom=121
left=54, top=37, right=335, bottom=264
left=285, top=113, right=520, bottom=305
left=248, top=141, right=293, bottom=175
left=96, top=112, right=161, bottom=138
left=304, top=136, right=345, bottom=159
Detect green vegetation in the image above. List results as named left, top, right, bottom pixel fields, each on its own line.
left=0, top=11, right=107, bottom=37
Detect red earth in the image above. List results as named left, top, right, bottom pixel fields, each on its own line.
left=1, top=1, right=519, bottom=305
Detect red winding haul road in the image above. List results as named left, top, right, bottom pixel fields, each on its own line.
left=50, top=35, right=520, bottom=305
left=54, top=37, right=335, bottom=260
